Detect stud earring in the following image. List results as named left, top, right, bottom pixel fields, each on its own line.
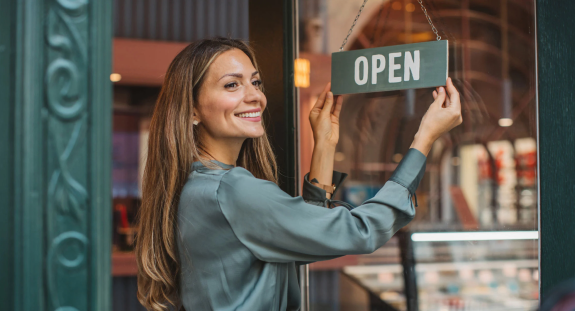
left=193, top=120, right=199, bottom=126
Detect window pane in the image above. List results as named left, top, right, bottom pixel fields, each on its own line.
left=298, top=1, right=538, bottom=310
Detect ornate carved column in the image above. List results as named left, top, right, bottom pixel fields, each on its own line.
left=0, top=0, right=112, bottom=310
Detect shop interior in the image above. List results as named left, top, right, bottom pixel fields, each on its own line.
left=298, top=0, right=538, bottom=310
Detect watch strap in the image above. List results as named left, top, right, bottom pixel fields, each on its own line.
left=310, top=178, right=336, bottom=194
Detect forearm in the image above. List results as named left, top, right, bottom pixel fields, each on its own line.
left=309, top=142, right=336, bottom=199
left=409, top=132, right=434, bottom=157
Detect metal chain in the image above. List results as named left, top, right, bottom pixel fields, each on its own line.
left=339, top=0, right=369, bottom=51
left=422, top=0, right=450, bottom=41
left=340, top=0, right=441, bottom=50
left=418, top=0, right=441, bottom=40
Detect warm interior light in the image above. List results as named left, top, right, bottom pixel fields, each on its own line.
left=392, top=153, right=403, bottom=163
left=411, top=231, right=538, bottom=242
left=398, top=32, right=434, bottom=43
left=392, top=1, right=402, bottom=10
left=405, top=3, right=415, bottom=12
left=498, top=118, right=513, bottom=127
left=294, top=58, right=310, bottom=88
left=110, top=73, right=122, bottom=82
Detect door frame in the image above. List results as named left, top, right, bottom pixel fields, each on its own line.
left=536, top=0, right=575, bottom=297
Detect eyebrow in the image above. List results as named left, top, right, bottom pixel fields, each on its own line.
left=218, top=71, right=259, bottom=81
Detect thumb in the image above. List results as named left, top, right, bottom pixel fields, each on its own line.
left=446, top=77, right=461, bottom=111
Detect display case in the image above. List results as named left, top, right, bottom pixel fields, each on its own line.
left=341, top=236, right=538, bottom=310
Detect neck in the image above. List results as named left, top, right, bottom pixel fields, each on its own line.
left=199, top=133, right=245, bottom=166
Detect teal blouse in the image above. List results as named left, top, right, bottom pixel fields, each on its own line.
left=176, top=148, right=427, bottom=310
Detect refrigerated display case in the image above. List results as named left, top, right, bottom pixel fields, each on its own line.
left=342, top=237, right=538, bottom=310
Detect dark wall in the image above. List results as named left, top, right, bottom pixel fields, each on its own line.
left=249, top=0, right=298, bottom=195
left=113, top=0, right=249, bottom=42
left=537, top=0, right=575, bottom=296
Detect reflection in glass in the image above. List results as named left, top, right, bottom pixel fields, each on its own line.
left=299, top=0, right=538, bottom=310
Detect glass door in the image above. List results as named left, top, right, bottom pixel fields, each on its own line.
left=297, top=0, right=538, bottom=310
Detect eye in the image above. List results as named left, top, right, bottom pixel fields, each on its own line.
left=224, top=82, right=238, bottom=89
left=252, top=79, right=262, bottom=88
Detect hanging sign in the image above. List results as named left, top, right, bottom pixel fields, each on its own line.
left=331, top=40, right=448, bottom=95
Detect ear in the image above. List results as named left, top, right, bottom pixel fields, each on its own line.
left=192, top=107, right=201, bottom=125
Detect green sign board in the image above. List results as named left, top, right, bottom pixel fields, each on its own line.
left=331, top=40, right=449, bottom=95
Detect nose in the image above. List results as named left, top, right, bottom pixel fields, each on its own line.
left=244, top=83, right=262, bottom=104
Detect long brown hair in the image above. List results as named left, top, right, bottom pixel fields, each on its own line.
left=136, top=38, right=278, bottom=311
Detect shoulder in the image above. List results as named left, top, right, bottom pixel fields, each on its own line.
left=220, top=166, right=255, bottom=183
left=216, top=166, right=282, bottom=207
left=218, top=166, right=275, bottom=194
left=178, top=170, right=225, bottom=208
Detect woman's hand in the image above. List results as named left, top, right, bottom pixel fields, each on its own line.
left=309, top=82, right=344, bottom=148
left=410, top=77, right=463, bottom=156
left=308, top=83, right=343, bottom=199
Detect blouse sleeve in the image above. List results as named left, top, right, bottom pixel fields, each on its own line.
left=301, top=170, right=348, bottom=207
left=216, top=148, right=426, bottom=263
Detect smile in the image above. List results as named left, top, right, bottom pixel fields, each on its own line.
left=236, top=111, right=261, bottom=118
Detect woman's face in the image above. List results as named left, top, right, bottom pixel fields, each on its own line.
left=195, top=49, right=267, bottom=141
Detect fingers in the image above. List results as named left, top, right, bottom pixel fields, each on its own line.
left=312, top=83, right=331, bottom=111
left=445, top=92, right=452, bottom=107
left=433, top=90, right=438, bottom=100
left=332, top=95, right=344, bottom=119
left=321, top=92, right=335, bottom=116
left=435, top=86, right=451, bottom=107
left=432, top=86, right=446, bottom=108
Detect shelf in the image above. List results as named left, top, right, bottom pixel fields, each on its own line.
left=344, top=259, right=538, bottom=275
left=406, top=222, right=537, bottom=233
left=112, top=251, right=138, bottom=277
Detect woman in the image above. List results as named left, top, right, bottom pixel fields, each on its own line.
left=136, top=37, right=462, bottom=311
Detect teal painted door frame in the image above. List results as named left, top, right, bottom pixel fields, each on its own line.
left=536, top=0, right=575, bottom=297
left=0, top=0, right=15, bottom=309
left=0, top=0, right=113, bottom=310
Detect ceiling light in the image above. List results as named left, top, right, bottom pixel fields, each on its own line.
left=294, top=58, right=310, bottom=88
left=110, top=73, right=122, bottom=82
left=499, top=118, right=513, bottom=127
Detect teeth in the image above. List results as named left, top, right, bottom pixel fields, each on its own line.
left=236, top=111, right=261, bottom=118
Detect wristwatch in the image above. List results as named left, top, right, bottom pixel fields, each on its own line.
left=310, top=179, right=336, bottom=194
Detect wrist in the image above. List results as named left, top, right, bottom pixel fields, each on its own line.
left=410, top=132, right=434, bottom=156
left=313, top=140, right=337, bottom=152
left=310, top=144, right=335, bottom=199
